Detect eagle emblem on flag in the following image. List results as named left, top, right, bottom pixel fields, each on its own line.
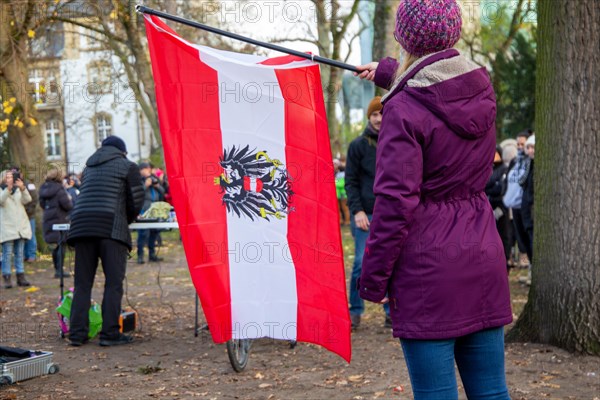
left=214, top=145, right=293, bottom=221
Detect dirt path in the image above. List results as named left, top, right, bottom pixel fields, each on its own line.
left=1, top=230, right=598, bottom=399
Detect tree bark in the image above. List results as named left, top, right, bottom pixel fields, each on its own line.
left=507, top=0, right=600, bottom=354
left=311, top=0, right=360, bottom=157
left=0, top=1, right=46, bottom=182
left=372, top=0, right=400, bottom=96
left=326, top=65, right=341, bottom=156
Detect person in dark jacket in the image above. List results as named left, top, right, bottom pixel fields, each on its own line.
left=64, top=174, right=80, bottom=210
left=136, top=161, right=165, bottom=264
left=21, top=169, right=39, bottom=263
left=344, top=96, right=390, bottom=329
left=485, top=146, right=512, bottom=271
left=520, top=134, right=535, bottom=285
left=355, top=0, right=512, bottom=398
left=503, top=130, right=533, bottom=269
left=39, top=167, right=73, bottom=278
left=67, top=136, right=144, bottom=347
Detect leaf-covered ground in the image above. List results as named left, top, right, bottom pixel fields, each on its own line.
left=0, top=228, right=598, bottom=399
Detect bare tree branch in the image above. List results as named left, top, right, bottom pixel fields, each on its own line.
left=498, top=0, right=525, bottom=56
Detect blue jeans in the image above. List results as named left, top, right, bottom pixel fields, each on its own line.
left=2, top=239, right=25, bottom=275
left=24, top=218, right=37, bottom=260
left=400, top=327, right=510, bottom=400
left=349, top=214, right=389, bottom=316
left=137, top=229, right=159, bottom=259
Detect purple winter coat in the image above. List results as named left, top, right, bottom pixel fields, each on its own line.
left=358, top=49, right=513, bottom=339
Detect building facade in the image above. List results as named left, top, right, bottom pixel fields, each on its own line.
left=30, top=22, right=153, bottom=173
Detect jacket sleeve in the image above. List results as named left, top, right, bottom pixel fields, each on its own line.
left=156, top=182, right=165, bottom=196
left=20, top=188, right=32, bottom=205
left=374, top=57, right=399, bottom=90
left=358, top=104, right=423, bottom=303
left=125, top=163, right=144, bottom=223
left=485, top=167, right=504, bottom=199
left=0, top=188, right=8, bottom=206
left=344, top=140, right=364, bottom=215
left=59, top=188, right=74, bottom=212
left=39, top=189, right=47, bottom=209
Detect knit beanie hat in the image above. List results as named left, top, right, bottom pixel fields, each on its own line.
left=525, top=134, right=535, bottom=147
left=101, top=136, right=127, bottom=153
left=367, top=96, right=383, bottom=118
left=394, top=0, right=462, bottom=58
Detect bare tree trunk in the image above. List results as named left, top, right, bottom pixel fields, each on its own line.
left=507, top=0, right=600, bottom=354
left=372, top=0, right=400, bottom=96
left=0, top=1, right=46, bottom=182
left=311, top=0, right=359, bottom=158
left=326, top=65, right=341, bottom=157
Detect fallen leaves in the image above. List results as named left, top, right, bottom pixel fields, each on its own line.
left=138, top=361, right=162, bottom=375
left=30, top=308, right=48, bottom=316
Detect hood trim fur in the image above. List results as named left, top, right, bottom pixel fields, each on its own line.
left=381, top=50, right=448, bottom=102
left=407, top=56, right=481, bottom=88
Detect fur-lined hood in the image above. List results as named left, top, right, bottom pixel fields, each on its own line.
left=381, top=50, right=496, bottom=140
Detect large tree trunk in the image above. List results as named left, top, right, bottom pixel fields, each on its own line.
left=0, top=1, right=46, bottom=181
left=507, top=0, right=600, bottom=354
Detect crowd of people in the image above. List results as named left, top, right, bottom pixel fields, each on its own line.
left=0, top=153, right=170, bottom=286
left=1, top=136, right=171, bottom=348
left=486, top=130, right=536, bottom=284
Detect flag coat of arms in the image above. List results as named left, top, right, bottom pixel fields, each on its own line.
left=144, top=15, right=351, bottom=361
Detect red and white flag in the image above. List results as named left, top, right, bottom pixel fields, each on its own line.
left=144, top=15, right=351, bottom=361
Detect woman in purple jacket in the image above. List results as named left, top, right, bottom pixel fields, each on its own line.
left=355, top=0, right=512, bottom=398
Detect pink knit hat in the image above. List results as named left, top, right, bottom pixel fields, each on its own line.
left=394, top=0, right=462, bottom=58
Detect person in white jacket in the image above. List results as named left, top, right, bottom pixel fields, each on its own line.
left=0, top=169, right=32, bottom=288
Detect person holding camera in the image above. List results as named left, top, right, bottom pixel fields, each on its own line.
left=64, top=173, right=80, bottom=210
left=0, top=169, right=32, bottom=288
left=137, top=162, right=165, bottom=264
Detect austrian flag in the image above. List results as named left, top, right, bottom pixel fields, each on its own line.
left=144, top=16, right=351, bottom=361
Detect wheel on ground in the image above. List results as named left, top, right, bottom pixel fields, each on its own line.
left=48, top=364, right=59, bottom=374
left=0, top=376, right=12, bottom=385
left=226, top=339, right=251, bottom=372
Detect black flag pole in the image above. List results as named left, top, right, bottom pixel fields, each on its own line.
left=136, top=4, right=360, bottom=73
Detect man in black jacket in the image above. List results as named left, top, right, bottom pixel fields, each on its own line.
left=344, top=96, right=390, bottom=329
left=67, top=136, right=144, bottom=346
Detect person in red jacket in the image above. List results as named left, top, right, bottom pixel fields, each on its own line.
left=355, top=0, right=512, bottom=398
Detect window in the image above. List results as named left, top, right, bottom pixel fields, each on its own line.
left=87, top=61, right=112, bottom=94
left=95, top=114, right=112, bottom=146
left=29, top=69, right=44, bottom=104
left=45, top=120, right=61, bottom=158
left=29, top=69, right=60, bottom=105
left=29, top=23, right=64, bottom=59
left=83, top=27, right=103, bottom=50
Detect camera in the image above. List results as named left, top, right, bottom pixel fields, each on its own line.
left=12, top=171, right=21, bottom=181
left=150, top=175, right=160, bottom=185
